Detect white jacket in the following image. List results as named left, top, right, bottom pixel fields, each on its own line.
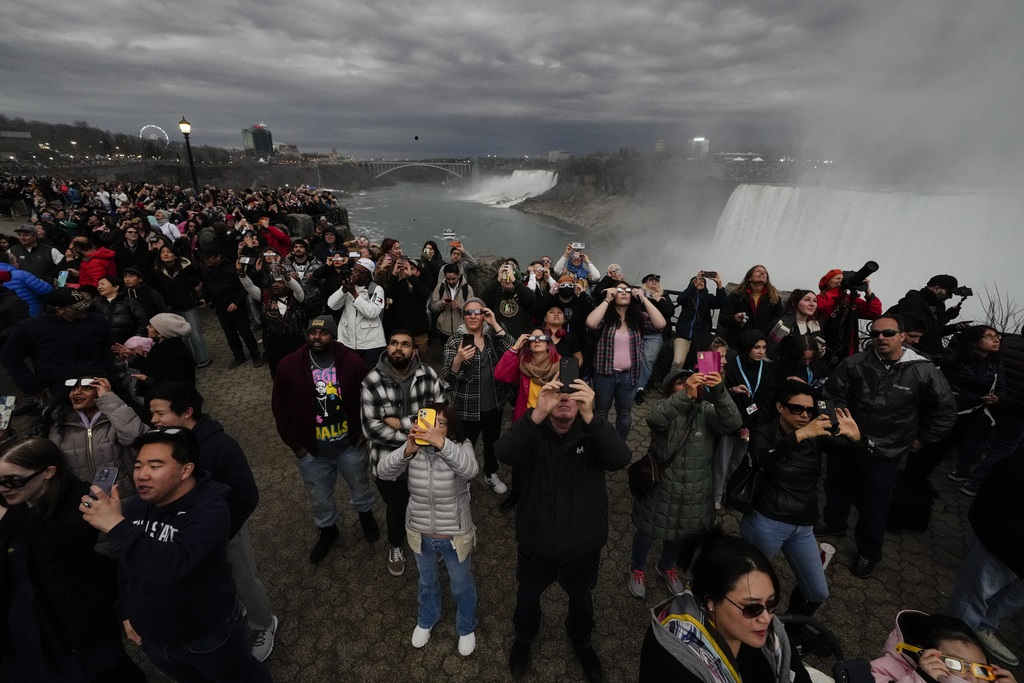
left=327, top=282, right=386, bottom=350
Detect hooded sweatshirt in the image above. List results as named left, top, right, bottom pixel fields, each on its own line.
left=107, top=471, right=235, bottom=647
left=869, top=610, right=976, bottom=683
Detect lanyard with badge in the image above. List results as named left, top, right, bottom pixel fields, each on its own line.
left=737, top=360, right=763, bottom=415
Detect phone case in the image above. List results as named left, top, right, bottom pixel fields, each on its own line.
left=0, top=396, right=15, bottom=431
left=414, top=409, right=436, bottom=446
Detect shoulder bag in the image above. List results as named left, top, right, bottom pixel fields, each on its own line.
left=628, top=407, right=699, bottom=497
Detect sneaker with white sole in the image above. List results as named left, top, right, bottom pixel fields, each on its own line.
left=628, top=568, right=646, bottom=598
left=251, top=615, right=279, bottom=662
left=977, top=629, right=1019, bottom=666
left=387, top=546, right=406, bottom=576
left=947, top=468, right=971, bottom=483
left=458, top=632, right=477, bottom=656
left=412, top=625, right=432, bottom=648
left=656, top=565, right=686, bottom=594
left=484, top=473, right=508, bottom=495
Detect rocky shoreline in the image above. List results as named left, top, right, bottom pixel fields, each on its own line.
left=512, top=180, right=629, bottom=236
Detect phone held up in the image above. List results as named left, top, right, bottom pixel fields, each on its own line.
left=559, top=357, right=580, bottom=393
left=816, top=399, right=840, bottom=434
left=461, top=334, right=475, bottom=350
left=696, top=351, right=721, bottom=376
left=414, top=409, right=436, bottom=446
left=90, top=466, right=119, bottom=499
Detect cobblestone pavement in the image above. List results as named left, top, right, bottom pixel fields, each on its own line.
left=1, top=263, right=1021, bottom=680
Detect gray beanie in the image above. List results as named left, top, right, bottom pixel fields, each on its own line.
left=307, top=314, right=338, bottom=338
left=150, top=313, right=192, bottom=339
left=463, top=297, right=486, bottom=312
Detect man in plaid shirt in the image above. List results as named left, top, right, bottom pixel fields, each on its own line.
left=361, top=329, right=446, bottom=577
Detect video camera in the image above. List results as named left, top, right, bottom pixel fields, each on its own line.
left=953, top=286, right=973, bottom=298
left=839, top=261, right=879, bottom=292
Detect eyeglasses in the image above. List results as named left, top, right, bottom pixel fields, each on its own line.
left=615, top=287, right=631, bottom=293
left=981, top=333, right=1002, bottom=341
left=64, top=378, right=96, bottom=387
left=463, top=310, right=484, bottom=317
left=527, top=335, right=550, bottom=342
left=0, top=469, right=47, bottom=490
left=781, top=402, right=816, bottom=416
left=435, top=418, right=449, bottom=428
left=645, top=275, right=661, bottom=282
left=868, top=329, right=901, bottom=338
left=895, top=644, right=996, bottom=681
left=723, top=595, right=779, bottom=619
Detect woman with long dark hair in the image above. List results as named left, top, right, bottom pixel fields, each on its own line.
left=765, top=289, right=824, bottom=360
left=719, top=265, right=783, bottom=348
left=639, top=532, right=810, bottom=683
left=672, top=270, right=727, bottom=369
left=586, top=282, right=667, bottom=438
left=0, top=438, right=146, bottom=681
left=419, top=241, right=445, bottom=286
left=376, top=403, right=480, bottom=656
left=147, top=244, right=212, bottom=367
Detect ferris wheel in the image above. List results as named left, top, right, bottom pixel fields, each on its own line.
left=139, top=124, right=169, bottom=143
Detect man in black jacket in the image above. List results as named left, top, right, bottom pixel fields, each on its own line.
left=148, top=382, right=278, bottom=662
left=80, top=428, right=271, bottom=682
left=202, top=252, right=263, bottom=368
left=495, top=378, right=630, bottom=683
left=886, top=274, right=964, bottom=355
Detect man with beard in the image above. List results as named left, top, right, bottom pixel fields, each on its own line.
left=326, top=258, right=386, bottom=369
left=886, top=274, right=966, bottom=356
left=361, top=330, right=446, bottom=576
left=272, top=315, right=380, bottom=564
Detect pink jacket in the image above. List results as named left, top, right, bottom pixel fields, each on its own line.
left=870, top=610, right=931, bottom=683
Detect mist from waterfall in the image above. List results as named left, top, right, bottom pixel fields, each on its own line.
left=462, top=170, right=558, bottom=208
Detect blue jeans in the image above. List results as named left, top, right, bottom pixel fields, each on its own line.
left=294, top=442, right=375, bottom=528
left=947, top=531, right=1024, bottom=632
left=740, top=510, right=829, bottom=603
left=176, top=307, right=212, bottom=366
left=141, top=601, right=271, bottom=683
left=823, top=451, right=901, bottom=562
left=956, top=416, right=1024, bottom=488
left=593, top=370, right=635, bottom=439
left=637, top=334, right=665, bottom=391
left=630, top=531, right=678, bottom=572
left=413, top=537, right=478, bottom=636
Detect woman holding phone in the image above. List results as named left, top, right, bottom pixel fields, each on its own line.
left=494, top=327, right=562, bottom=422
left=376, top=403, right=480, bottom=656
left=0, top=438, right=146, bottom=681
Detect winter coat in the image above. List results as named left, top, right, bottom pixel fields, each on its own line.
left=326, top=282, right=386, bottom=351
left=970, top=454, right=1024, bottom=578
left=482, top=280, right=538, bottom=338
left=675, top=284, right=726, bottom=341
left=719, top=288, right=784, bottom=348
left=823, top=346, right=957, bottom=459
left=997, top=333, right=1024, bottom=416
left=383, top=273, right=432, bottom=336
left=494, top=349, right=560, bottom=422
left=0, top=312, right=116, bottom=395
left=0, top=288, right=29, bottom=345
left=149, top=258, right=202, bottom=311
left=76, top=247, right=117, bottom=287
left=431, top=279, right=474, bottom=337
left=201, top=261, right=249, bottom=313
left=0, top=262, right=54, bottom=316
left=887, top=288, right=959, bottom=356
left=193, top=415, right=260, bottom=540
left=442, top=323, right=515, bottom=421
left=632, top=383, right=742, bottom=541
left=817, top=287, right=882, bottom=358
left=376, top=438, right=479, bottom=537
left=133, top=337, right=196, bottom=391
left=92, top=293, right=148, bottom=343
left=871, top=610, right=936, bottom=683
left=933, top=345, right=1007, bottom=413
left=125, top=282, right=167, bottom=319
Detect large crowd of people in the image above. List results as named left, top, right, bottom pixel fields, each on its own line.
left=0, top=172, right=1022, bottom=682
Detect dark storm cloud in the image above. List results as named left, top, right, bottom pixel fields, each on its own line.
left=2, top=0, right=1021, bottom=172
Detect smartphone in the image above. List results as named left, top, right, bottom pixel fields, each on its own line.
left=696, top=351, right=722, bottom=375
left=89, top=466, right=119, bottom=499
left=703, top=270, right=717, bottom=279
left=0, top=396, right=15, bottom=431
left=348, top=251, right=361, bottom=258
left=833, top=659, right=873, bottom=683
left=57, top=270, right=69, bottom=287
left=571, top=241, right=585, bottom=249
left=414, top=408, right=436, bottom=446
left=816, top=399, right=839, bottom=434
left=461, top=333, right=475, bottom=350
left=239, top=256, right=252, bottom=265
left=559, top=357, right=580, bottom=393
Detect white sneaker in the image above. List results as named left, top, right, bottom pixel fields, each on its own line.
left=458, top=632, right=477, bottom=656
left=387, top=546, right=406, bottom=576
left=412, top=625, right=432, bottom=648
left=977, top=629, right=1019, bottom=666
left=484, top=474, right=508, bottom=495
left=251, top=615, right=278, bottom=662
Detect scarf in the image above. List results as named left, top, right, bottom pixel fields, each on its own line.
left=519, top=354, right=557, bottom=385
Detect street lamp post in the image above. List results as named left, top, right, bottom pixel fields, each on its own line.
left=178, top=116, right=199, bottom=193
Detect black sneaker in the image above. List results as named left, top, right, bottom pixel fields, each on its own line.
left=359, top=510, right=380, bottom=543
left=850, top=555, right=876, bottom=579
left=574, top=645, right=603, bottom=683
left=499, top=492, right=518, bottom=513
left=252, top=354, right=265, bottom=368
left=813, top=520, right=846, bottom=538
left=634, top=388, right=645, bottom=406
left=508, top=639, right=531, bottom=680
left=229, top=357, right=247, bottom=369
left=948, top=468, right=971, bottom=483
left=309, top=525, right=339, bottom=564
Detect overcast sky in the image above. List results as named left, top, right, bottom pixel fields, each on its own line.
left=3, top=0, right=1022, bottom=174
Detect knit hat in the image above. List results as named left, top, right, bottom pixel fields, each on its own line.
left=121, top=267, right=145, bottom=279
left=124, top=335, right=155, bottom=353
left=927, top=274, right=958, bottom=290
left=819, top=269, right=843, bottom=290
left=463, top=297, right=486, bottom=312
left=307, top=315, right=338, bottom=338
left=356, top=258, right=376, bottom=274
left=150, top=313, right=192, bottom=339
left=14, top=224, right=34, bottom=233
left=47, top=288, right=92, bottom=311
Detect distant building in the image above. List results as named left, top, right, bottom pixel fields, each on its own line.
left=0, top=131, right=36, bottom=155
left=547, top=149, right=571, bottom=163
left=274, top=143, right=300, bottom=159
left=242, top=123, right=273, bottom=159
left=689, top=137, right=709, bottom=158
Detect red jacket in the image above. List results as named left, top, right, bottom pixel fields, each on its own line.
left=259, top=225, right=292, bottom=256
left=816, top=287, right=882, bottom=356
left=271, top=342, right=367, bottom=456
left=493, top=349, right=562, bottom=422
left=78, top=248, right=118, bottom=287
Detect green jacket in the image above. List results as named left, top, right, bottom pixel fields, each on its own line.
left=632, top=383, right=742, bottom=541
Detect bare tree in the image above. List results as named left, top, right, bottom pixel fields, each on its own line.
left=981, top=284, right=1024, bottom=334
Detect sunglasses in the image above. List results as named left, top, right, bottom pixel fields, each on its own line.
left=781, top=402, right=816, bottom=416
left=527, top=335, right=550, bottom=342
left=895, top=644, right=996, bottom=681
left=645, top=275, right=661, bottom=282
left=724, top=595, right=779, bottom=619
left=615, top=287, right=631, bottom=293
left=64, top=378, right=96, bottom=388
left=868, top=329, right=901, bottom=338
left=463, top=310, right=484, bottom=317
left=0, top=468, right=47, bottom=490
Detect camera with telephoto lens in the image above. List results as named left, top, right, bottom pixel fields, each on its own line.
left=953, top=286, right=973, bottom=298
left=840, top=261, right=879, bottom=292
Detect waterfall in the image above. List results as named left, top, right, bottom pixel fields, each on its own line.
left=462, top=170, right=558, bottom=208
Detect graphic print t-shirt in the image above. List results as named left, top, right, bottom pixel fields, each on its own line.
left=311, top=362, right=350, bottom=447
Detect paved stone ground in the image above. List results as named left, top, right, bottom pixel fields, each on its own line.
left=0, top=210, right=1019, bottom=681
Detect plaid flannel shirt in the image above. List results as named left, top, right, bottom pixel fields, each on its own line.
left=442, top=325, right=515, bottom=421
left=361, top=360, right=446, bottom=467
left=592, top=322, right=643, bottom=387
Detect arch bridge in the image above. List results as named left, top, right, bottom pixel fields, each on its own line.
left=358, top=160, right=472, bottom=180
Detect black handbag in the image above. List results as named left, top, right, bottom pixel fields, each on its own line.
left=723, top=453, right=762, bottom=513
left=627, top=407, right=698, bottom=497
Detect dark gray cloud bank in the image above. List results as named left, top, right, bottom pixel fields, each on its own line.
left=2, top=0, right=1022, bottom=180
